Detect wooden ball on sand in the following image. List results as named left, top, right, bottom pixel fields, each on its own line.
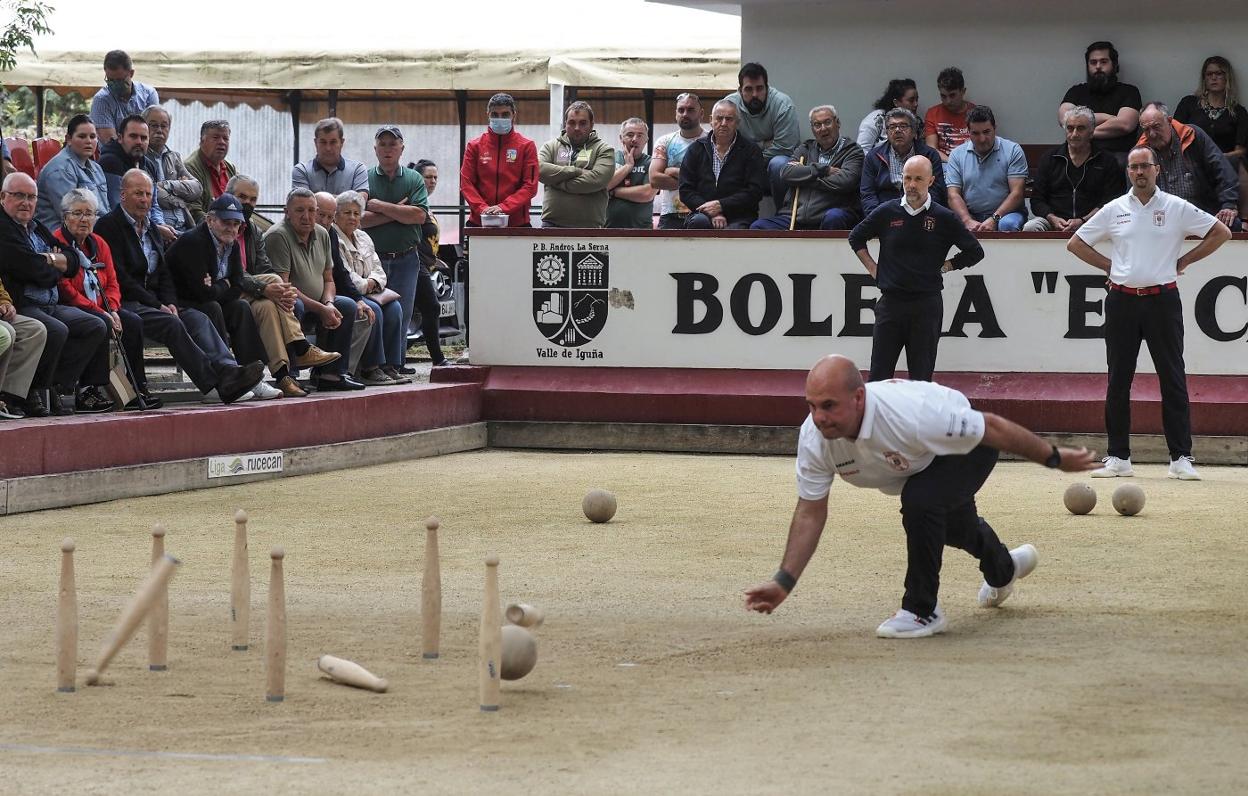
left=582, top=489, right=617, bottom=523
left=1112, top=483, right=1146, bottom=516
left=1063, top=483, right=1097, bottom=515
left=500, top=625, right=538, bottom=681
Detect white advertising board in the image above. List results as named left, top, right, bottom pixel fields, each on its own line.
left=470, top=234, right=1248, bottom=375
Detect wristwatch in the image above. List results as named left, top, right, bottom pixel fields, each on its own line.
left=990, top=213, right=1002, bottom=223
left=1044, top=445, right=1061, bottom=469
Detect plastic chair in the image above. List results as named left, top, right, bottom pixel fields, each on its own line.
left=32, top=137, right=62, bottom=175
left=5, top=137, right=35, bottom=177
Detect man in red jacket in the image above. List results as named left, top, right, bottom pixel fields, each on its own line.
left=460, top=93, right=539, bottom=228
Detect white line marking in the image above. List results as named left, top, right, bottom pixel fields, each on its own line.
left=0, top=743, right=326, bottom=764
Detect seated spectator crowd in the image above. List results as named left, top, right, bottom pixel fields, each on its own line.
left=3, top=44, right=1245, bottom=421
left=522, top=45, right=1246, bottom=234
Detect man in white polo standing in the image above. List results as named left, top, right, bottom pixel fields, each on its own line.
left=1067, top=145, right=1231, bottom=481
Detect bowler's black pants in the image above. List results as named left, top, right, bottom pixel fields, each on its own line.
left=1104, top=289, right=1191, bottom=461
left=869, top=291, right=942, bottom=382
left=899, top=445, right=1015, bottom=618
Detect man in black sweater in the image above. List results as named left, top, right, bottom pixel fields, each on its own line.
left=847, top=156, right=984, bottom=382
left=679, top=100, right=767, bottom=229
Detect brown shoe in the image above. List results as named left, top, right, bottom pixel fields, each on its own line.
left=294, top=346, right=341, bottom=368
left=276, top=376, right=308, bottom=398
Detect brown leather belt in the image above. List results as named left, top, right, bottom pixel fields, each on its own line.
left=1106, top=280, right=1177, bottom=296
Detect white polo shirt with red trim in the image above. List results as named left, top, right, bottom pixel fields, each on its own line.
left=1075, top=188, right=1217, bottom=288
left=796, top=379, right=987, bottom=499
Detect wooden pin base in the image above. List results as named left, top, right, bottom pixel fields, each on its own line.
left=56, top=686, right=75, bottom=693
left=231, top=645, right=249, bottom=651
left=149, top=664, right=168, bottom=671
left=422, top=653, right=439, bottom=659
left=266, top=695, right=284, bottom=703
left=480, top=705, right=499, bottom=712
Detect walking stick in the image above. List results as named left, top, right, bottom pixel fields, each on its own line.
left=788, top=156, right=805, bottom=230
left=82, top=263, right=149, bottom=411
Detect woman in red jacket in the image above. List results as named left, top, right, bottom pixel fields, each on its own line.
left=55, top=187, right=162, bottom=409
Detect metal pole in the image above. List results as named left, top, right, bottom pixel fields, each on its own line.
left=456, top=90, right=468, bottom=233
left=289, top=90, right=302, bottom=165
left=328, top=89, right=338, bottom=119
left=35, top=87, right=46, bottom=138
left=643, top=89, right=655, bottom=156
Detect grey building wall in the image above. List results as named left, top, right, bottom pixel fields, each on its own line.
left=740, top=1, right=1243, bottom=149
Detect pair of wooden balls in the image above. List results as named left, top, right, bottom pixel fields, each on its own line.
left=1063, top=483, right=1145, bottom=516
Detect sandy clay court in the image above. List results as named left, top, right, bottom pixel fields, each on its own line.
left=1, top=449, right=1245, bottom=793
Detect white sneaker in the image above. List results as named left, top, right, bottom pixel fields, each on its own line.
left=978, top=544, right=1039, bottom=608
left=1167, top=456, right=1201, bottom=481
left=246, top=380, right=282, bottom=400
left=1090, top=456, right=1133, bottom=478
left=875, top=606, right=947, bottom=638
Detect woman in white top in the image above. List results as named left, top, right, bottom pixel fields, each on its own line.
left=333, top=190, right=410, bottom=385
left=857, top=78, right=919, bottom=151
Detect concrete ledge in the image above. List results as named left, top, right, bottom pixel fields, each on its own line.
left=488, top=421, right=1248, bottom=466
left=1, top=423, right=487, bottom=516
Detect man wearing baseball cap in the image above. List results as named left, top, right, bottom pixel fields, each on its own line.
left=164, top=193, right=309, bottom=399
left=363, top=125, right=448, bottom=369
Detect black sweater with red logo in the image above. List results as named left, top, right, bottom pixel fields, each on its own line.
left=847, top=198, right=984, bottom=296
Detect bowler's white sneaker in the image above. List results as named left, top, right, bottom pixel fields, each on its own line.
left=1168, top=456, right=1201, bottom=481
left=978, top=544, right=1039, bottom=608
left=247, top=380, right=282, bottom=400
left=1090, top=456, right=1133, bottom=478
left=875, top=606, right=947, bottom=638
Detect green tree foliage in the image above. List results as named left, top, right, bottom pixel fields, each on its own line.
left=0, top=1, right=53, bottom=71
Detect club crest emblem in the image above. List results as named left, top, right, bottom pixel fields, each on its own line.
left=506, top=148, right=518, bottom=163
left=883, top=451, right=911, bottom=471
left=1153, top=210, right=1165, bottom=226
left=923, top=216, right=935, bottom=231
left=533, top=251, right=609, bottom=347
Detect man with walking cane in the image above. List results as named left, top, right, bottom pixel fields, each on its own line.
left=751, top=105, right=865, bottom=231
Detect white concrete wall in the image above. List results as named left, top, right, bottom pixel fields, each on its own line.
left=740, top=1, right=1245, bottom=147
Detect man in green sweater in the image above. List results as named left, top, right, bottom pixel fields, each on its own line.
left=538, top=102, right=615, bottom=228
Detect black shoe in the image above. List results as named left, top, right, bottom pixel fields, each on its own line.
left=397, top=365, right=417, bottom=375
left=124, top=389, right=164, bottom=411
left=22, top=389, right=50, bottom=418
left=315, top=375, right=366, bottom=392
left=75, top=385, right=115, bottom=414
left=48, top=388, right=74, bottom=416
left=217, top=361, right=266, bottom=404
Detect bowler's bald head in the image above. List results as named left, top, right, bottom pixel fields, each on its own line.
left=807, top=354, right=864, bottom=394
left=902, top=155, right=932, bottom=180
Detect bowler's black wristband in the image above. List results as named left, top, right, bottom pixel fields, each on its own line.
left=1044, top=445, right=1061, bottom=469
left=773, top=568, right=797, bottom=593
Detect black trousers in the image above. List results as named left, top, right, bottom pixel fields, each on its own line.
left=869, top=292, right=943, bottom=382
left=23, top=304, right=109, bottom=389
left=899, top=445, right=1015, bottom=618
left=1103, top=289, right=1191, bottom=460
left=86, top=308, right=148, bottom=390
left=657, top=213, right=689, bottom=229
left=181, top=298, right=267, bottom=368
left=121, top=302, right=223, bottom=393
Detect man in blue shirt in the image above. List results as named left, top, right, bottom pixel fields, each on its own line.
left=945, top=106, right=1029, bottom=232
left=90, top=51, right=160, bottom=145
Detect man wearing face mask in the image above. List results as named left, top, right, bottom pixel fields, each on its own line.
left=461, top=93, right=539, bottom=228
left=164, top=194, right=284, bottom=400
left=90, top=51, right=160, bottom=146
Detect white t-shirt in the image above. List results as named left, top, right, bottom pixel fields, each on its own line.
left=1074, top=189, right=1217, bottom=288
left=653, top=130, right=702, bottom=215
left=796, top=380, right=986, bottom=499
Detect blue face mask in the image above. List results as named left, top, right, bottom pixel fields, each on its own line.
left=489, top=117, right=512, bottom=136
